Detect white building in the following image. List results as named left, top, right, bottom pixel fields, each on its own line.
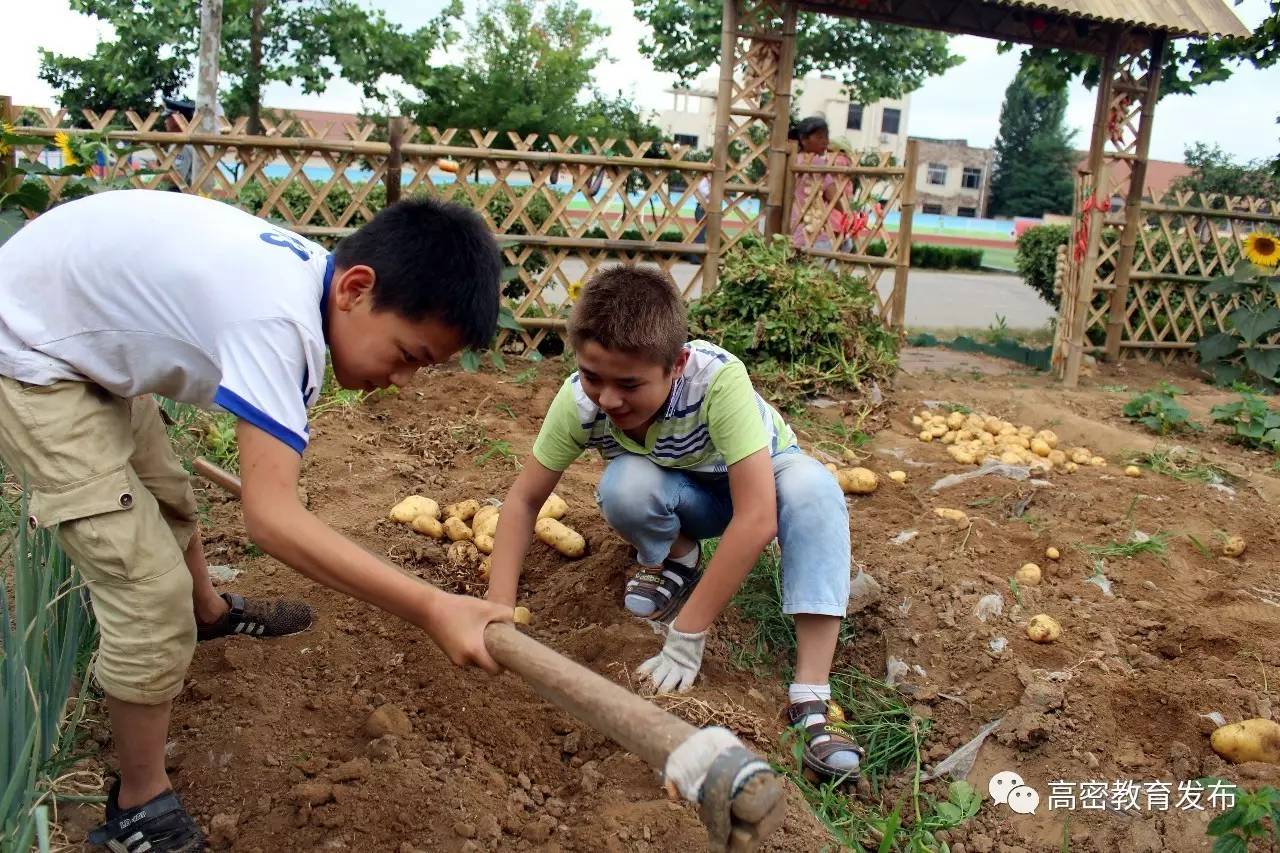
left=655, top=72, right=910, bottom=160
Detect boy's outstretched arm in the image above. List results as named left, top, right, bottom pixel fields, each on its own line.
left=235, top=421, right=513, bottom=673
left=485, top=456, right=563, bottom=607
left=672, top=447, right=778, bottom=634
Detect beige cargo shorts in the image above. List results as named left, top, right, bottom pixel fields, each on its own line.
left=0, top=376, right=199, bottom=704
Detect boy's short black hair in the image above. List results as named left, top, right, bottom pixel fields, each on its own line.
left=333, top=196, right=501, bottom=351
left=568, top=265, right=688, bottom=370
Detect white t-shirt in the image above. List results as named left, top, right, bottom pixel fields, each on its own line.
left=0, top=190, right=331, bottom=454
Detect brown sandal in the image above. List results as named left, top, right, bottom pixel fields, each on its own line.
left=786, top=700, right=865, bottom=781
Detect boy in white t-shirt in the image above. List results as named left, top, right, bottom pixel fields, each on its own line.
left=0, top=190, right=513, bottom=851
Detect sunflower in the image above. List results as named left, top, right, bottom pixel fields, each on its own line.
left=54, top=131, right=78, bottom=167
left=0, top=120, right=13, bottom=156
left=1244, top=231, right=1279, bottom=268
left=566, top=279, right=583, bottom=302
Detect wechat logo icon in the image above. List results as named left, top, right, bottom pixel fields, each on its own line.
left=990, top=771, right=1040, bottom=815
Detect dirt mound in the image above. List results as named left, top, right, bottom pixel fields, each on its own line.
left=61, top=359, right=1280, bottom=852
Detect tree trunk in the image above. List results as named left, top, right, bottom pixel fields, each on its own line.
left=247, top=0, right=266, bottom=136
left=195, top=0, right=223, bottom=134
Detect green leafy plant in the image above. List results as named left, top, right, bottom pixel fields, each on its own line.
left=1015, top=224, right=1071, bottom=309
left=1194, top=252, right=1280, bottom=390
left=1123, top=384, right=1200, bottom=435
left=459, top=303, right=525, bottom=373
left=1211, top=392, right=1280, bottom=456
left=1, top=475, right=97, bottom=849
left=1204, top=783, right=1278, bottom=852
left=690, top=235, right=899, bottom=412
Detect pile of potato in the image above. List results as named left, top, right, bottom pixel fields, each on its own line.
left=387, top=492, right=586, bottom=570
left=911, top=408, right=1108, bottom=473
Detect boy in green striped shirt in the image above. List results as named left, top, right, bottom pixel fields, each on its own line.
left=486, top=265, right=862, bottom=780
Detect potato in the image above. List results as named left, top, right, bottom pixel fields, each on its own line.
left=1090, top=456, right=1107, bottom=467
left=535, top=517, right=585, bottom=558
left=538, top=492, right=569, bottom=521
left=1210, top=718, right=1280, bottom=764
left=1048, top=449, right=1067, bottom=467
left=443, top=516, right=473, bottom=542
left=928, top=423, right=949, bottom=438
left=838, top=467, right=879, bottom=494
left=1030, top=438, right=1052, bottom=458
left=888, top=470, right=907, bottom=484
left=474, top=533, right=495, bottom=555
left=1063, top=461, right=1079, bottom=473
left=983, top=417, right=1003, bottom=435
left=824, top=462, right=839, bottom=473
left=472, top=505, right=499, bottom=536
left=1070, top=447, right=1093, bottom=465
left=941, top=431, right=958, bottom=445
left=1027, top=614, right=1061, bottom=643
left=1015, top=562, right=1042, bottom=585
left=447, top=540, right=480, bottom=569
left=410, top=515, right=445, bottom=539
left=979, top=432, right=995, bottom=446
left=950, top=448, right=977, bottom=465
left=1124, top=465, right=1141, bottom=478
left=478, top=557, right=491, bottom=578
left=911, top=416, right=924, bottom=428
left=444, top=499, right=480, bottom=521
left=1018, top=425, right=1036, bottom=437
left=934, top=507, right=969, bottom=527
left=1000, top=450, right=1024, bottom=466
left=389, top=495, right=439, bottom=524
left=513, top=606, right=533, bottom=626
left=946, top=411, right=966, bottom=430
left=919, top=431, right=934, bottom=443
left=1045, top=546, right=1061, bottom=561
left=1035, top=430, right=1059, bottom=449
left=1222, top=535, right=1246, bottom=557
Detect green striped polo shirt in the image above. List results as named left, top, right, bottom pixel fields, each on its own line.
left=532, top=340, right=797, bottom=473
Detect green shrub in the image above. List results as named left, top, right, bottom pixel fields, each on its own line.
left=856, top=240, right=982, bottom=269
left=690, top=235, right=899, bottom=411
left=1015, top=224, right=1070, bottom=308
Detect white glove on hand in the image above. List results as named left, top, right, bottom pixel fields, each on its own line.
left=637, top=627, right=706, bottom=694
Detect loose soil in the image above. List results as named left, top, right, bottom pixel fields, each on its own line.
left=60, top=354, right=1279, bottom=852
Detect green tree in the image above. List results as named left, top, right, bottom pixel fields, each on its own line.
left=632, top=0, right=961, bottom=103
left=400, top=0, right=659, bottom=145
left=1170, top=142, right=1278, bottom=199
left=38, top=0, right=460, bottom=126
left=988, top=65, right=1075, bottom=217
left=1014, top=1, right=1278, bottom=98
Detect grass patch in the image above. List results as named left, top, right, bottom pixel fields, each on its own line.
left=1125, top=446, right=1238, bottom=486
left=475, top=439, right=519, bottom=468
left=1080, top=531, right=1171, bottom=560
left=716, top=541, right=857, bottom=673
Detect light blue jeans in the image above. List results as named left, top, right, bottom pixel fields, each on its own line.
left=596, top=449, right=851, bottom=617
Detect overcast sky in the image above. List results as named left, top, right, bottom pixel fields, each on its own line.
left=6, top=0, right=1276, bottom=164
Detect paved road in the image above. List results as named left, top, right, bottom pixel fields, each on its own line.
left=551, top=260, right=1055, bottom=331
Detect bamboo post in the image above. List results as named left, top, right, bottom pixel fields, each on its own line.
left=891, top=138, right=919, bottom=330
left=704, top=0, right=738, bottom=297
left=780, top=139, right=797, bottom=237
left=386, top=116, right=406, bottom=205
left=1, top=96, right=15, bottom=196
left=1064, top=27, right=1121, bottom=388
left=762, top=2, right=797, bottom=237
left=1104, top=31, right=1166, bottom=362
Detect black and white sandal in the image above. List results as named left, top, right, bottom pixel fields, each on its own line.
left=196, top=592, right=314, bottom=641
left=88, top=779, right=205, bottom=852
left=623, top=555, right=702, bottom=622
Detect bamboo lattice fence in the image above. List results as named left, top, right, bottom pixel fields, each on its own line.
left=1061, top=187, right=1279, bottom=361
left=7, top=108, right=756, bottom=353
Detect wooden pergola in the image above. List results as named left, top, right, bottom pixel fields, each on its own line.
left=703, top=0, right=1249, bottom=385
